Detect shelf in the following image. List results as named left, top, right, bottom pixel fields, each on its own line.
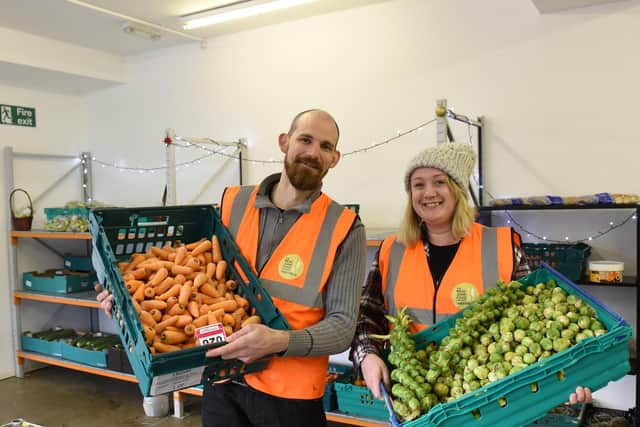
left=10, top=230, right=91, bottom=245
left=14, top=289, right=100, bottom=308
left=479, top=203, right=639, bottom=211
left=17, top=350, right=136, bottom=384
left=172, top=387, right=389, bottom=426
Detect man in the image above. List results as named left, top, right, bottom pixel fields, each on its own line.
left=95, top=109, right=365, bottom=426
left=204, top=109, right=366, bottom=426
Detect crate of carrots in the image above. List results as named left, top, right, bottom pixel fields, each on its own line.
left=89, top=205, right=289, bottom=396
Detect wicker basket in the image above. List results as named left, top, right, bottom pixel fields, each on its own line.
left=10, top=188, right=34, bottom=231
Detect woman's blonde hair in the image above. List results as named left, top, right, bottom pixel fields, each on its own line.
left=397, top=175, right=476, bottom=246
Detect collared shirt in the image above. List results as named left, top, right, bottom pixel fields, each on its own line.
left=252, top=173, right=367, bottom=357
left=349, top=229, right=530, bottom=371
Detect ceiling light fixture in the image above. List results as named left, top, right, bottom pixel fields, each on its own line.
left=181, top=0, right=317, bottom=30
left=121, top=21, right=162, bottom=41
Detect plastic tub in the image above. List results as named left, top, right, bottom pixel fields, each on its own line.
left=588, top=261, right=624, bottom=284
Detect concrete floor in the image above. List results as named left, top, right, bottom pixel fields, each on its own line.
left=0, top=367, right=356, bottom=427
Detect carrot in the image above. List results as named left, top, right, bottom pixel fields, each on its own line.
left=133, top=283, right=146, bottom=302
left=171, top=264, right=193, bottom=276
left=197, top=254, right=207, bottom=266
left=199, top=293, right=224, bottom=305
left=154, top=277, right=175, bottom=296
left=153, top=341, right=181, bottom=353
left=184, top=324, right=196, bottom=336
left=173, top=274, right=186, bottom=285
left=211, top=235, right=222, bottom=263
left=185, top=257, right=201, bottom=270
left=216, top=282, right=226, bottom=297
left=149, top=308, right=162, bottom=322
left=175, top=314, right=193, bottom=328
left=187, top=300, right=200, bottom=318
left=215, top=260, right=227, bottom=282
left=199, top=282, right=220, bottom=299
left=186, top=239, right=206, bottom=251
left=151, top=246, right=170, bottom=260
left=131, top=267, right=149, bottom=280
left=208, top=309, right=224, bottom=325
left=166, top=296, right=179, bottom=311
left=154, top=316, right=178, bottom=334
left=193, top=314, right=209, bottom=328
left=175, top=246, right=188, bottom=266
left=193, top=272, right=208, bottom=291
left=132, top=298, right=142, bottom=314
left=139, top=310, right=156, bottom=327
left=118, top=261, right=130, bottom=273
left=199, top=304, right=210, bottom=316
left=209, top=299, right=237, bottom=313
left=161, top=329, right=188, bottom=345
left=223, top=325, right=233, bottom=336
left=191, top=240, right=212, bottom=257
left=143, top=285, right=155, bottom=299
left=178, top=283, right=192, bottom=306
left=205, top=263, right=216, bottom=280
left=125, top=280, right=143, bottom=294
left=204, top=252, right=212, bottom=265
left=222, top=313, right=235, bottom=327
left=143, top=325, right=156, bottom=344
left=241, top=315, right=262, bottom=328
left=140, top=299, right=167, bottom=311
left=124, top=254, right=146, bottom=272
left=157, top=284, right=182, bottom=301
left=167, top=303, right=186, bottom=316
left=233, top=294, right=249, bottom=310
left=226, top=280, right=238, bottom=291
left=149, top=267, right=169, bottom=286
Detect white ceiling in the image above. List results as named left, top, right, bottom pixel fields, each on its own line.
left=0, top=0, right=388, bottom=56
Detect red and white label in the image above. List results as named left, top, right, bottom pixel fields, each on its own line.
left=195, top=322, right=227, bottom=346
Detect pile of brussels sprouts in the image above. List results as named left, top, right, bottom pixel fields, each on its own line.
left=384, top=279, right=607, bottom=422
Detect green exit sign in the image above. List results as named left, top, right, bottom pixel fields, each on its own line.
left=1, top=104, right=36, bottom=127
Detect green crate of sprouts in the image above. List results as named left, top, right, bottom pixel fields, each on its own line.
left=382, top=264, right=632, bottom=427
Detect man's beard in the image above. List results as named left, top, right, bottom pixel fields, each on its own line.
left=284, top=154, right=327, bottom=191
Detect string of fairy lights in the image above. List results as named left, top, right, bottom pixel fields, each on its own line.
left=85, top=115, right=636, bottom=244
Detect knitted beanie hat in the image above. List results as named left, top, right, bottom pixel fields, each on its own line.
left=404, top=142, right=476, bottom=192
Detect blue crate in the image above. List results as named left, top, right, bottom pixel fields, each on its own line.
left=63, top=255, right=94, bottom=272
left=61, top=342, right=108, bottom=368
left=90, top=205, right=289, bottom=396
left=383, top=264, right=632, bottom=427
left=23, top=270, right=95, bottom=294
left=21, top=335, right=63, bottom=358
left=323, top=363, right=353, bottom=412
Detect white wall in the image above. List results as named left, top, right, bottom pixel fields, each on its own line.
left=0, top=84, right=88, bottom=378
left=1, top=0, right=638, bottom=388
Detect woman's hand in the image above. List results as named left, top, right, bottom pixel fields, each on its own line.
left=361, top=353, right=390, bottom=400
left=569, top=386, right=592, bottom=404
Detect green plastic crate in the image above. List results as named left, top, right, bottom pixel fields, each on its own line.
left=383, top=264, right=632, bottom=427
left=89, top=205, right=289, bottom=397
left=44, top=206, right=90, bottom=221
left=335, top=379, right=389, bottom=420
left=23, top=270, right=95, bottom=294
left=522, top=243, right=591, bottom=282
left=324, top=364, right=353, bottom=412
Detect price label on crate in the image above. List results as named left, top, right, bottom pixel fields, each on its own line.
left=196, top=323, right=227, bottom=346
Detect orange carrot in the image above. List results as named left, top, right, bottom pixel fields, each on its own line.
left=199, top=282, right=220, bottom=298
left=175, top=246, right=188, bottom=266
left=173, top=274, right=186, bottom=285
left=154, top=316, right=178, bottom=334
left=171, top=264, right=193, bottom=276
left=186, top=239, right=206, bottom=251
left=185, top=257, right=201, bottom=270
left=153, top=341, right=181, bottom=353
left=193, top=272, right=208, bottom=291
left=211, top=235, right=222, bottom=263
left=234, top=294, right=249, bottom=310
left=178, top=283, right=192, bottom=306
left=184, top=324, right=196, bottom=336
left=191, top=240, right=212, bottom=257
left=215, top=260, right=227, bottom=282
left=205, top=263, right=216, bottom=280
left=165, top=296, right=179, bottom=311
left=175, top=314, right=193, bottom=328
left=133, top=283, right=146, bottom=302
left=149, top=308, right=162, bottom=322
left=161, top=330, right=188, bottom=345
left=151, top=246, right=170, bottom=260
left=167, top=303, right=186, bottom=316
left=139, top=310, right=156, bottom=327
left=143, top=285, right=155, bottom=299
left=187, top=300, right=200, bottom=318
left=143, top=325, right=156, bottom=344
left=140, top=299, right=168, bottom=311
left=225, top=279, right=237, bottom=291
left=222, top=313, right=235, bottom=327
left=241, top=315, right=262, bottom=328
left=157, top=284, right=182, bottom=301
left=193, top=314, right=209, bottom=328
left=149, top=267, right=169, bottom=286
left=209, top=299, right=237, bottom=313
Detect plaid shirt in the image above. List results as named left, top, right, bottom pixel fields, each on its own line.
left=349, top=231, right=530, bottom=373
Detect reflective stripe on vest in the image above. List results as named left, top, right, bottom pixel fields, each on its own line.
left=381, top=223, right=515, bottom=332
left=220, top=184, right=356, bottom=398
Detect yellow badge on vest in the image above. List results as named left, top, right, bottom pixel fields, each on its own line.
left=278, top=254, right=305, bottom=280
left=451, top=282, right=479, bottom=308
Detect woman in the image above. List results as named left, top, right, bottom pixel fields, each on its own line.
left=349, top=141, right=591, bottom=405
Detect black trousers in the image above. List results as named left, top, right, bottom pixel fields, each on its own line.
left=202, top=380, right=327, bottom=427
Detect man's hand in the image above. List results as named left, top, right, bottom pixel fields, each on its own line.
left=205, top=324, right=289, bottom=363
left=94, top=283, right=113, bottom=319
left=569, top=386, right=592, bottom=404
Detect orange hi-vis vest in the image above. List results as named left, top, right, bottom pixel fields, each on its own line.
left=380, top=223, right=517, bottom=333
left=221, top=185, right=357, bottom=399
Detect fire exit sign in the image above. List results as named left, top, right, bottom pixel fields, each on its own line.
left=1, top=104, right=36, bottom=127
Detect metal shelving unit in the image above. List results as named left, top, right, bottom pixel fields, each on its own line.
left=478, top=203, right=639, bottom=424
